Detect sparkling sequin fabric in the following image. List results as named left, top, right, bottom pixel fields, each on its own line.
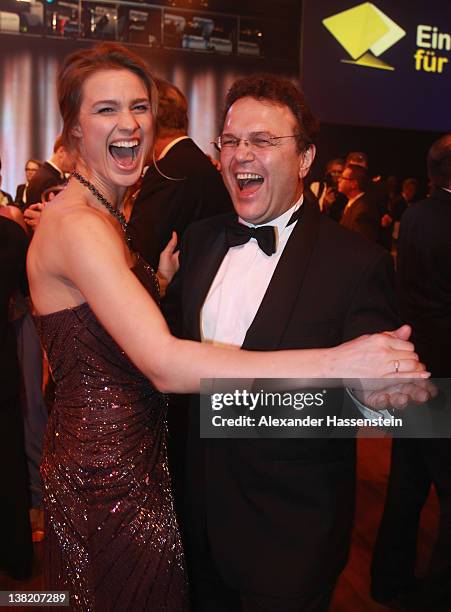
left=34, top=257, right=188, bottom=611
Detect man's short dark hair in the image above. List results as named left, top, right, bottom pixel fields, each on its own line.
left=155, top=78, right=189, bottom=136
left=427, top=134, right=451, bottom=188
left=346, top=163, right=369, bottom=191
left=223, top=74, right=319, bottom=153
left=402, top=177, right=418, bottom=191
left=346, top=151, right=368, bottom=168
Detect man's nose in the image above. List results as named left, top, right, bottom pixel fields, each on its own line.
left=234, top=139, right=254, bottom=161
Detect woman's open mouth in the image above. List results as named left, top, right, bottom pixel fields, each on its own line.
left=108, top=139, right=141, bottom=170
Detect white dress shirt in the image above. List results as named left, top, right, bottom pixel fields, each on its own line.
left=201, top=197, right=303, bottom=348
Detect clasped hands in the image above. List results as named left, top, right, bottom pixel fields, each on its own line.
left=343, top=324, right=435, bottom=411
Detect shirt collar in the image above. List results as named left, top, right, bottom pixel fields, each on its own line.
left=46, top=160, right=64, bottom=179
left=158, top=136, right=190, bottom=160
left=345, top=191, right=365, bottom=208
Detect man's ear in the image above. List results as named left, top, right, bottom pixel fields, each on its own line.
left=299, top=145, right=316, bottom=179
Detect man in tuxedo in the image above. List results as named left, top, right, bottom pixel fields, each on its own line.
left=164, top=74, right=400, bottom=611
left=371, top=134, right=451, bottom=610
left=339, top=163, right=380, bottom=242
left=127, top=78, right=232, bottom=270
left=14, top=159, right=41, bottom=211
left=23, top=136, right=73, bottom=230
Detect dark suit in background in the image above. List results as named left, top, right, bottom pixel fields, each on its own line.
left=340, top=193, right=380, bottom=242
left=15, top=183, right=26, bottom=210
left=372, top=187, right=451, bottom=609
left=26, top=161, right=65, bottom=206
left=0, top=216, right=32, bottom=580
left=128, top=138, right=232, bottom=270
left=396, top=188, right=451, bottom=375
left=164, top=198, right=399, bottom=610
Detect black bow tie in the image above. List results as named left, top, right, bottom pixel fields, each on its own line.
left=225, top=206, right=303, bottom=256
left=225, top=222, right=276, bottom=255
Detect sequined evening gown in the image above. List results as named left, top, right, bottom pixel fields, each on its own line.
left=34, top=256, right=188, bottom=611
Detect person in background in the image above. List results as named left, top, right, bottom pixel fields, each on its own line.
left=0, top=204, right=32, bottom=580
left=128, top=78, right=232, bottom=271
left=380, top=177, right=420, bottom=253
left=23, top=136, right=73, bottom=230
left=14, top=159, right=42, bottom=211
left=339, top=163, right=380, bottom=242
left=372, top=134, right=451, bottom=611
left=309, top=157, right=347, bottom=221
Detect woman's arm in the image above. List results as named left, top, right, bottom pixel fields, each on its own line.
left=30, top=212, right=426, bottom=394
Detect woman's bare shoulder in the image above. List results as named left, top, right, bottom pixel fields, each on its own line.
left=30, top=192, right=124, bottom=274
left=40, top=192, right=122, bottom=248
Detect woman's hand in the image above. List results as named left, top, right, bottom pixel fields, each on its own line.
left=157, top=232, right=179, bottom=296
left=330, top=324, right=430, bottom=379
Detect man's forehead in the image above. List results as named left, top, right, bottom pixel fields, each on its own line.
left=224, top=96, right=296, bottom=130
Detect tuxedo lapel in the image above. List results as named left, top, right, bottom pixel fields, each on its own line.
left=187, top=224, right=229, bottom=342
left=243, top=199, right=321, bottom=350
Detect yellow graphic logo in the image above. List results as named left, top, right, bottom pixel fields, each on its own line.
left=323, top=2, right=406, bottom=71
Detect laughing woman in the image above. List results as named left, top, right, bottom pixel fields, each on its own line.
left=27, top=44, right=426, bottom=611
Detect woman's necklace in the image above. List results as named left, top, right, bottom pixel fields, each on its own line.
left=71, top=171, right=131, bottom=244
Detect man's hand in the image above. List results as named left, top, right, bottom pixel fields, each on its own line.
left=206, top=154, right=222, bottom=173
left=24, top=202, right=44, bottom=230
left=322, top=187, right=337, bottom=208
left=381, top=213, right=393, bottom=228
left=157, top=231, right=179, bottom=296
left=352, top=378, right=436, bottom=411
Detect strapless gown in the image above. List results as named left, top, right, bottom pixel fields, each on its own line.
left=34, top=256, right=188, bottom=611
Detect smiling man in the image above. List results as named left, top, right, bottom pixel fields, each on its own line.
left=164, top=74, right=402, bottom=611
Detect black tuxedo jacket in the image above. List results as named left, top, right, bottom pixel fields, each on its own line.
left=14, top=184, right=26, bottom=209
left=0, top=217, right=28, bottom=400
left=163, top=198, right=399, bottom=597
left=26, top=162, right=65, bottom=206
left=128, top=138, right=232, bottom=270
left=397, top=187, right=451, bottom=376
left=340, top=192, right=380, bottom=242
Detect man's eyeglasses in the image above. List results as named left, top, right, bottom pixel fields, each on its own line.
left=213, top=133, right=301, bottom=152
